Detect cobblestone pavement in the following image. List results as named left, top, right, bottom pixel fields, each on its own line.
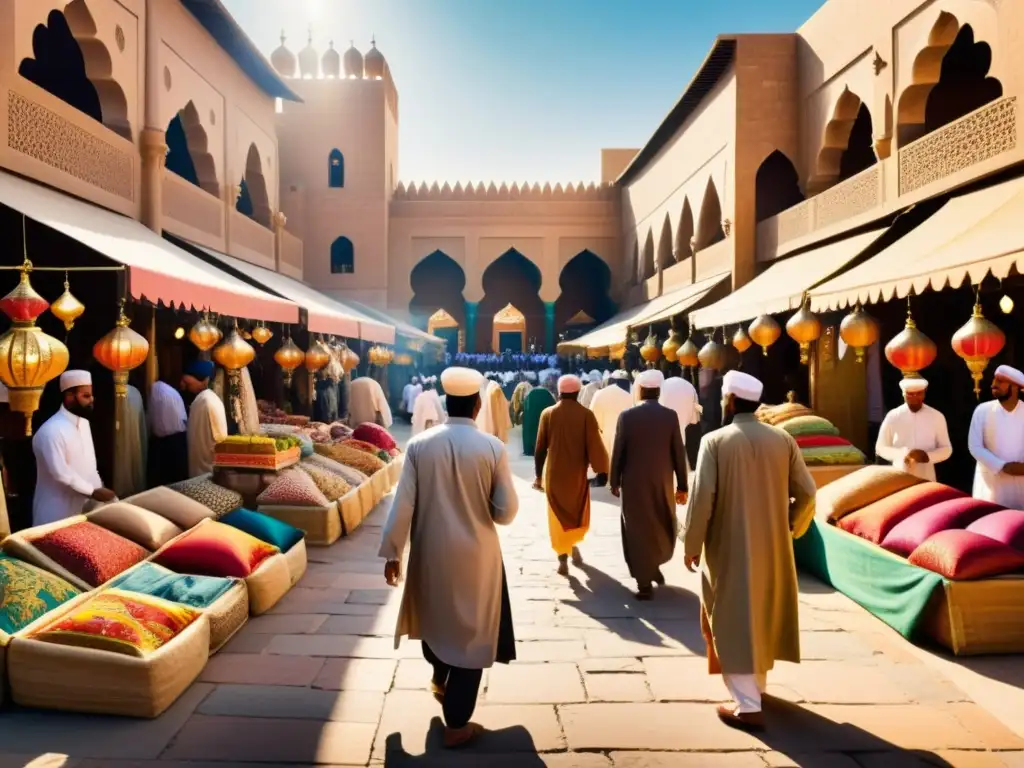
left=2, top=425, right=1024, bottom=767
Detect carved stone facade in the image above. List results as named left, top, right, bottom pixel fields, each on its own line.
left=816, top=165, right=881, bottom=229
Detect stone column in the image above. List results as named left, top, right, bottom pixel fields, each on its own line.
left=465, top=301, right=479, bottom=354
left=140, top=128, right=167, bottom=234
left=544, top=302, right=556, bottom=353
left=272, top=211, right=288, bottom=272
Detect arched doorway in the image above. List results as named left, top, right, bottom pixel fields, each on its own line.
left=236, top=144, right=271, bottom=226
left=675, top=199, right=694, bottom=263
left=165, top=102, right=218, bottom=196
left=427, top=309, right=460, bottom=354
left=755, top=150, right=804, bottom=222
left=554, top=249, right=615, bottom=333
left=641, top=230, right=655, bottom=281
left=493, top=304, right=527, bottom=353
left=694, top=178, right=725, bottom=251
left=476, top=249, right=544, bottom=353
left=410, top=250, right=467, bottom=347
left=810, top=89, right=877, bottom=194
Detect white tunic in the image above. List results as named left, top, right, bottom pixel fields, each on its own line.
left=187, top=389, right=228, bottom=477
left=349, top=377, right=393, bottom=428
left=476, top=381, right=511, bottom=443
left=380, top=418, right=519, bottom=668
left=32, top=406, right=103, bottom=526
left=411, top=390, right=446, bottom=435
left=660, top=377, right=701, bottom=444
left=149, top=380, right=187, bottom=437
left=590, top=384, right=634, bottom=458
left=969, top=400, right=1024, bottom=507
left=402, top=383, right=423, bottom=414
left=580, top=380, right=604, bottom=409
left=875, top=403, right=952, bottom=482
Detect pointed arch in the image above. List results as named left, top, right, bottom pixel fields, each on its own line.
left=410, top=250, right=467, bottom=329
left=675, top=199, right=694, bottom=263
left=641, top=229, right=656, bottom=281
left=330, top=236, right=354, bottom=274
left=477, top=249, right=544, bottom=353
left=328, top=149, right=345, bottom=188
left=18, top=2, right=131, bottom=140
left=810, top=89, right=876, bottom=194
left=656, top=213, right=674, bottom=271
left=629, top=239, right=640, bottom=285
left=694, top=178, right=724, bottom=251
left=755, top=150, right=804, bottom=222
left=555, top=249, right=615, bottom=331
left=165, top=102, right=218, bottom=196
left=237, top=143, right=271, bottom=226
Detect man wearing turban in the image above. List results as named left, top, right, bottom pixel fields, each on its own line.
left=969, top=365, right=1024, bottom=507
left=183, top=360, right=227, bottom=477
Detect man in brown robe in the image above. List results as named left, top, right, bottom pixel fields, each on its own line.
left=534, top=375, right=609, bottom=576
left=610, top=368, right=688, bottom=599
left=683, top=370, right=816, bottom=732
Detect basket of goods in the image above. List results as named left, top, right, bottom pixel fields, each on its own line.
left=342, top=438, right=393, bottom=464
left=756, top=402, right=865, bottom=468
left=213, top=435, right=301, bottom=471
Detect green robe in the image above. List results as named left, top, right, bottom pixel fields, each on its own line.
left=521, top=388, right=556, bottom=457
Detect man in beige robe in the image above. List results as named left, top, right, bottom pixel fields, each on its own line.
left=682, top=370, right=816, bottom=731
left=184, top=361, right=227, bottom=477
left=476, top=379, right=512, bottom=444
left=533, top=375, right=609, bottom=576
left=349, top=375, right=393, bottom=428
left=381, top=366, right=519, bottom=749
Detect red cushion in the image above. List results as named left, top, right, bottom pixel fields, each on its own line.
left=880, top=498, right=1003, bottom=557
left=908, top=530, right=1024, bottom=580
left=967, top=509, right=1024, bottom=551
left=837, top=482, right=967, bottom=544
left=31, top=522, right=148, bottom=587
left=352, top=423, right=397, bottom=451
left=153, top=521, right=277, bottom=579
left=795, top=435, right=852, bottom=449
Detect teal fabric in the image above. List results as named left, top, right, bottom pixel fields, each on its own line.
left=0, top=553, right=80, bottom=634
left=521, top=387, right=556, bottom=457
left=221, top=508, right=304, bottom=552
left=110, top=561, right=235, bottom=608
left=794, top=518, right=944, bottom=639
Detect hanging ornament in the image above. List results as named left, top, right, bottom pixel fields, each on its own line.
left=339, top=342, right=360, bottom=374
left=93, top=299, right=150, bottom=399
left=698, top=329, right=727, bottom=371
left=252, top=323, right=273, bottom=345
left=0, top=259, right=69, bottom=435
left=212, top=324, right=256, bottom=371
left=677, top=322, right=700, bottom=368
left=786, top=298, right=822, bottom=365
left=189, top=311, right=219, bottom=352
left=838, top=302, right=880, bottom=363
left=274, top=335, right=304, bottom=386
left=662, top=319, right=684, bottom=363
left=952, top=297, right=1006, bottom=398
left=304, top=338, right=331, bottom=372
left=885, top=302, right=937, bottom=379
left=51, top=273, right=85, bottom=332
left=731, top=325, right=753, bottom=354
left=639, top=326, right=661, bottom=365
left=748, top=314, right=781, bottom=356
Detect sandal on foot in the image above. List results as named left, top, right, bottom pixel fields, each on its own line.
left=430, top=681, right=445, bottom=704
left=444, top=722, right=484, bottom=748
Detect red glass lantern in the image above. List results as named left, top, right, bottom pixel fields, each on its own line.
left=952, top=300, right=1006, bottom=398
left=885, top=307, right=936, bottom=379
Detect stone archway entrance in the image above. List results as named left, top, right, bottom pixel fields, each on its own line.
left=492, top=304, right=526, bottom=353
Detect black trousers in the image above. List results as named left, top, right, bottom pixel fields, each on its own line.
left=422, top=642, right=483, bottom=729
left=148, top=432, right=189, bottom=488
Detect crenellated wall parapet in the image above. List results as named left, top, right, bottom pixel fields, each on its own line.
left=393, top=180, right=618, bottom=202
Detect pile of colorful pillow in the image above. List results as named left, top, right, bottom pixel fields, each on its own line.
left=757, top=403, right=865, bottom=467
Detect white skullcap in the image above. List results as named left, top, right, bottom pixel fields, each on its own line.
left=611, top=370, right=630, bottom=380
left=587, top=370, right=601, bottom=384
left=603, top=370, right=611, bottom=380
left=440, top=367, right=484, bottom=397
left=636, top=369, right=665, bottom=389
left=899, top=378, right=928, bottom=393
left=60, top=370, right=92, bottom=392
left=0, top=383, right=7, bottom=404
left=722, top=370, right=763, bottom=402
left=558, top=375, right=582, bottom=394
left=995, top=365, right=1024, bottom=388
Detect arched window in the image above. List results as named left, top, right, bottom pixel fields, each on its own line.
left=330, top=236, right=354, bottom=273
left=329, top=149, right=345, bottom=188
left=236, top=178, right=254, bottom=217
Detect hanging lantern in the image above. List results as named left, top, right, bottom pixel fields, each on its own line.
left=952, top=299, right=1006, bottom=398
left=885, top=306, right=937, bottom=379
left=731, top=325, right=753, bottom=354
left=698, top=330, right=727, bottom=371
left=639, top=327, right=661, bottom=365
left=252, top=323, right=273, bottom=346
left=212, top=326, right=256, bottom=371
left=786, top=299, right=822, bottom=365
left=274, top=336, right=304, bottom=386
left=0, top=262, right=69, bottom=434
left=340, top=343, right=360, bottom=374
left=51, top=275, right=85, bottom=332
left=304, top=338, right=331, bottom=372
left=93, top=301, right=150, bottom=398
left=677, top=324, right=700, bottom=368
left=189, top=312, right=219, bottom=352
left=748, top=314, right=781, bottom=356
left=662, top=320, right=684, bottom=363
left=838, top=302, right=880, bottom=363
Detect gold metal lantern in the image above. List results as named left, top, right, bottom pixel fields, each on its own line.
left=838, top=302, right=880, bottom=363
left=274, top=336, right=305, bottom=386
left=93, top=301, right=150, bottom=398
left=304, top=338, right=331, bottom=372
left=662, top=324, right=684, bottom=363
left=786, top=299, right=822, bottom=365
left=51, top=275, right=85, bottom=332
left=212, top=326, right=256, bottom=371
left=252, top=323, right=273, bottom=345
left=748, top=314, right=781, bottom=356
left=698, top=331, right=727, bottom=371
left=731, top=325, right=753, bottom=354
left=189, top=312, right=220, bottom=352
left=952, top=299, right=1006, bottom=398
left=639, top=327, right=661, bottom=365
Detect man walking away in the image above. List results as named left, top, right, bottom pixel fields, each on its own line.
left=682, top=370, right=816, bottom=732
left=380, top=367, right=519, bottom=749
left=533, top=374, right=609, bottom=576
left=610, top=369, right=688, bottom=599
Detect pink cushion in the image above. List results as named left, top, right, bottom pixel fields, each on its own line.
left=837, top=482, right=968, bottom=544
left=352, top=423, right=397, bottom=451
left=153, top=521, right=277, bottom=579
left=880, top=498, right=1003, bottom=557
left=967, top=509, right=1024, bottom=551
left=31, top=522, right=148, bottom=587
left=908, top=530, right=1024, bottom=580
left=256, top=469, right=330, bottom=508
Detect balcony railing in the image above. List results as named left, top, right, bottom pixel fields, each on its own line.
left=162, top=171, right=224, bottom=247
left=279, top=230, right=304, bottom=280
left=229, top=210, right=275, bottom=269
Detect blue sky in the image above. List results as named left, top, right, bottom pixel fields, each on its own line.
left=224, top=0, right=824, bottom=185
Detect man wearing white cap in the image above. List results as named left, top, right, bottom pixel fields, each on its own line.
left=590, top=370, right=633, bottom=472
left=32, top=371, right=116, bottom=526
left=380, top=367, right=518, bottom=748
left=579, top=370, right=604, bottom=409
left=411, top=378, right=446, bottom=436
left=610, top=368, right=688, bottom=598
left=875, top=378, right=951, bottom=481
left=969, top=365, right=1024, bottom=507
left=682, top=369, right=816, bottom=732
left=533, top=374, right=609, bottom=575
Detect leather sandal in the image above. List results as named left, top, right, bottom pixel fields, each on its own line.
left=716, top=705, right=765, bottom=732
left=429, top=681, right=445, bottom=704
left=444, top=722, right=484, bottom=748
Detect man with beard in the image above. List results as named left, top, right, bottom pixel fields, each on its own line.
left=183, top=360, right=228, bottom=477
left=969, top=365, right=1024, bottom=507
left=32, top=370, right=116, bottom=526
left=682, top=370, right=816, bottom=731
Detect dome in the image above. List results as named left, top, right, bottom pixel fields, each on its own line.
left=364, top=37, right=386, bottom=79
left=322, top=41, right=341, bottom=78
left=298, top=30, right=318, bottom=78
left=343, top=41, right=364, bottom=78
left=270, top=31, right=296, bottom=78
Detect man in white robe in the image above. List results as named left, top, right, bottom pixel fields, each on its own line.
left=660, top=377, right=701, bottom=449
left=411, top=381, right=446, bottom=435
left=401, top=376, right=422, bottom=422
left=148, top=376, right=189, bottom=487
left=349, top=376, right=393, bottom=428
left=969, top=365, right=1024, bottom=507
left=875, top=378, right=952, bottom=482
left=381, top=366, right=519, bottom=749
left=32, top=370, right=116, bottom=526
left=580, top=370, right=605, bottom=409
left=184, top=360, right=228, bottom=477
left=591, top=370, right=633, bottom=458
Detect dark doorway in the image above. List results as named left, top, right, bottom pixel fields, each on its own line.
left=476, top=249, right=544, bottom=353
left=409, top=250, right=467, bottom=330
left=838, top=104, right=877, bottom=182
left=755, top=151, right=804, bottom=222
left=554, top=250, right=615, bottom=333
left=923, top=25, right=1002, bottom=140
